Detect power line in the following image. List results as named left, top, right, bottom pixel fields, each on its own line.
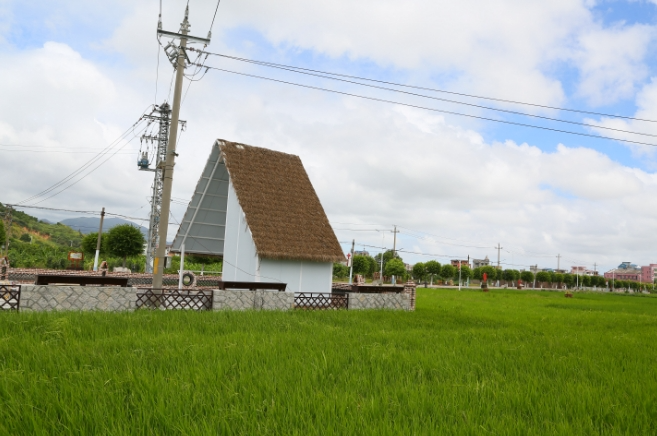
left=194, top=64, right=657, bottom=148
left=0, top=148, right=135, bottom=155
left=17, top=109, right=152, bottom=206
left=5, top=204, right=149, bottom=221
left=194, top=52, right=657, bottom=138
left=190, top=50, right=657, bottom=123
left=0, top=143, right=135, bottom=151
left=209, top=0, right=221, bottom=36
left=27, top=123, right=149, bottom=206
left=400, top=228, right=492, bottom=249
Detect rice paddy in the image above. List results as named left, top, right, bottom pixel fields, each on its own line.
left=1, top=288, right=656, bottom=435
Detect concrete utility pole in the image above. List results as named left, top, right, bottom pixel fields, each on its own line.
left=557, top=253, right=561, bottom=271
left=392, top=225, right=399, bottom=257
left=496, top=243, right=503, bottom=269
left=152, top=6, right=203, bottom=289
left=93, top=207, right=105, bottom=271
left=3, top=206, right=11, bottom=254
left=348, top=239, right=355, bottom=285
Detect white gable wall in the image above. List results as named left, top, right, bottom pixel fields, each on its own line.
left=222, top=180, right=258, bottom=281
left=222, top=179, right=333, bottom=293
left=259, top=259, right=332, bottom=294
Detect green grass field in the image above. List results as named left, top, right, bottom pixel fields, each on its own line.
left=1, top=289, right=656, bottom=435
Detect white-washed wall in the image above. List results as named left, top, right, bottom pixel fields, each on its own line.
left=259, top=259, right=332, bottom=294
left=222, top=180, right=259, bottom=282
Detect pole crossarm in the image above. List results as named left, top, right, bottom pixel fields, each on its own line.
left=157, top=29, right=210, bottom=45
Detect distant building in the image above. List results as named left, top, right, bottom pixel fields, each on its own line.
left=570, top=266, right=598, bottom=276
left=405, top=263, right=413, bottom=272
left=604, top=262, right=642, bottom=282
left=354, top=250, right=370, bottom=257
left=472, top=256, right=490, bottom=268
left=641, top=264, right=657, bottom=284
left=451, top=259, right=470, bottom=268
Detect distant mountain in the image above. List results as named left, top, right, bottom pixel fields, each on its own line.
left=60, top=217, right=148, bottom=237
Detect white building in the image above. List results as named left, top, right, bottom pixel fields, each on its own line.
left=171, top=139, right=345, bottom=293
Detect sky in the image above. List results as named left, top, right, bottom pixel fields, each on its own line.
left=1, top=0, right=657, bottom=273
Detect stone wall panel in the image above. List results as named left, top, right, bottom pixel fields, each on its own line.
left=19, top=285, right=138, bottom=312
left=213, top=290, right=294, bottom=311
left=348, top=293, right=411, bottom=311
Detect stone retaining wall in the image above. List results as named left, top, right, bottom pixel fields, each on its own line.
left=348, top=293, right=411, bottom=311
left=212, top=290, right=294, bottom=311
left=20, top=285, right=138, bottom=312
left=14, top=287, right=406, bottom=312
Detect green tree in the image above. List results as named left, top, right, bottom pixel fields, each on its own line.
left=592, top=275, right=605, bottom=287
left=19, top=233, right=31, bottom=243
left=475, top=265, right=497, bottom=282
left=365, top=256, right=378, bottom=277
left=535, top=271, right=550, bottom=284
left=458, top=265, right=472, bottom=282
left=441, top=264, right=456, bottom=281
left=374, top=250, right=403, bottom=272
left=106, top=225, right=145, bottom=267
left=563, top=274, right=574, bottom=288
left=580, top=274, right=592, bottom=287
left=554, top=273, right=564, bottom=287
left=352, top=255, right=371, bottom=276
left=332, top=263, right=348, bottom=279
left=412, top=262, right=427, bottom=281
left=384, top=258, right=406, bottom=278
left=81, top=232, right=108, bottom=255
left=520, top=271, right=534, bottom=285
left=425, top=260, right=441, bottom=283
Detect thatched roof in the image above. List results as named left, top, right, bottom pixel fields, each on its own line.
left=219, top=139, right=345, bottom=263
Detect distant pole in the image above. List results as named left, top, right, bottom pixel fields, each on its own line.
left=3, top=206, right=12, bottom=254
left=557, top=253, right=561, bottom=271
left=153, top=6, right=190, bottom=289
left=612, top=270, right=615, bottom=292
left=93, top=207, right=105, bottom=271
left=391, top=225, right=400, bottom=285
left=379, top=232, right=385, bottom=284
left=348, top=239, right=355, bottom=285
left=496, top=243, right=503, bottom=269
left=458, top=262, right=462, bottom=291
left=178, top=243, right=185, bottom=290
left=392, top=225, right=399, bottom=257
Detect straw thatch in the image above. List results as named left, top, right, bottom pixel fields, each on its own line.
left=219, top=139, right=345, bottom=263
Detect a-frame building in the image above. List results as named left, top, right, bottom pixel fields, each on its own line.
left=171, top=139, right=344, bottom=293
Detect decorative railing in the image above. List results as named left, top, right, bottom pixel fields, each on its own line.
left=136, top=289, right=213, bottom=311
left=295, top=292, right=348, bottom=310
left=0, top=285, right=20, bottom=311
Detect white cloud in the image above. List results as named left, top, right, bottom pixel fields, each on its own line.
left=574, top=23, right=654, bottom=105
left=587, top=77, right=657, bottom=158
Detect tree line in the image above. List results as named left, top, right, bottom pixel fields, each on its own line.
left=333, top=253, right=655, bottom=292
